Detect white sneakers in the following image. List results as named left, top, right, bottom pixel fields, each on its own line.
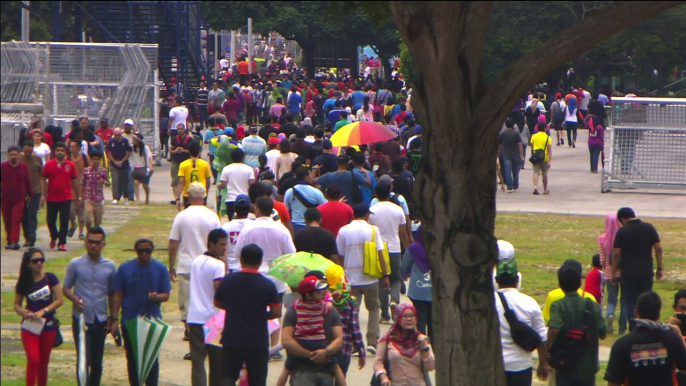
left=112, top=199, right=118, bottom=205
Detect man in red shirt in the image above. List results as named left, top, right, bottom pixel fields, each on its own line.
left=41, top=142, right=79, bottom=251
left=237, top=56, right=249, bottom=86
left=95, top=117, right=114, bottom=143
left=317, top=184, right=354, bottom=238
left=1, top=146, right=32, bottom=250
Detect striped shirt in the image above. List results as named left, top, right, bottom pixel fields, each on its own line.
left=240, top=134, right=267, bottom=168
left=81, top=166, right=109, bottom=201
left=196, top=88, right=209, bottom=107
left=294, top=299, right=327, bottom=342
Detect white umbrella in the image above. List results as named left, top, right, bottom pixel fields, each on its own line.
left=77, top=313, right=87, bottom=385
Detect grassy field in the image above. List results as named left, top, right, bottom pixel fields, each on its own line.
left=1, top=207, right=684, bottom=384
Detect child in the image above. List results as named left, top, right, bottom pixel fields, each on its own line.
left=584, top=254, right=604, bottom=307
left=276, top=275, right=346, bottom=386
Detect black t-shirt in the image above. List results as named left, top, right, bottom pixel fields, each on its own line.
left=291, top=140, right=311, bottom=159
left=294, top=226, right=338, bottom=260
left=258, top=125, right=276, bottom=142
left=280, top=123, right=299, bottom=138
left=401, top=127, right=415, bottom=148
left=283, top=305, right=342, bottom=373
left=313, top=153, right=338, bottom=175
left=498, top=130, right=523, bottom=159
left=214, top=271, right=280, bottom=349
left=407, top=150, right=425, bottom=176
left=307, top=139, right=323, bottom=162
left=614, top=219, right=660, bottom=279
left=604, top=325, right=686, bottom=385
left=170, top=135, right=193, bottom=164
left=391, top=174, right=413, bottom=203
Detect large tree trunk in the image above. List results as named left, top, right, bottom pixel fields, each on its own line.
left=390, top=2, right=683, bottom=385
left=300, top=41, right=316, bottom=78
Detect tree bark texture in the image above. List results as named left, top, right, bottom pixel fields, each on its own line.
left=389, top=1, right=683, bottom=385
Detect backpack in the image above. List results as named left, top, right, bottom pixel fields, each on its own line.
left=350, top=171, right=363, bottom=204
left=549, top=298, right=595, bottom=371
left=552, top=101, right=565, bottom=124
left=497, top=292, right=542, bottom=352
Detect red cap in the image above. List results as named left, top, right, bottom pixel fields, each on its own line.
left=298, top=275, right=328, bottom=295
left=268, top=137, right=280, bottom=146
left=555, top=92, right=562, bottom=99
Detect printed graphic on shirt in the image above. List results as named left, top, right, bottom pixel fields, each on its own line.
left=630, top=343, right=668, bottom=367
left=229, top=231, right=240, bottom=245
left=27, top=285, right=51, bottom=303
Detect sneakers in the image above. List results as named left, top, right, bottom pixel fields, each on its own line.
left=124, top=198, right=129, bottom=206
left=366, top=346, right=377, bottom=356
left=269, top=352, right=283, bottom=361
left=58, top=244, right=67, bottom=252
left=50, top=239, right=57, bottom=250
left=561, top=139, right=564, bottom=145
left=11, top=243, right=20, bottom=250
left=533, top=189, right=540, bottom=195
left=112, top=199, right=118, bottom=205
left=380, top=315, right=392, bottom=325
left=183, top=353, right=191, bottom=361
left=606, top=315, right=614, bottom=333
left=78, top=234, right=85, bottom=240
left=507, top=189, right=513, bottom=193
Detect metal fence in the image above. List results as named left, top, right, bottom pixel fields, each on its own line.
left=1, top=41, right=159, bottom=161
left=602, top=97, right=686, bottom=193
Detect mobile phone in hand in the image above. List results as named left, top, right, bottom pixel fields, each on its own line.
left=113, top=330, right=122, bottom=346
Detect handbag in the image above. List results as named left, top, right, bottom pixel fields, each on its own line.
left=53, top=317, right=63, bottom=347
left=132, top=167, right=147, bottom=180
left=496, top=292, right=542, bottom=352
left=370, top=338, right=391, bottom=386
left=364, top=225, right=391, bottom=279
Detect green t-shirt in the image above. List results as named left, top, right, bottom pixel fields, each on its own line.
left=549, top=292, right=607, bottom=379
left=333, top=119, right=351, bottom=133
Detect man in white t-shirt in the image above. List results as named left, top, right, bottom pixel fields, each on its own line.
left=494, top=259, right=549, bottom=384
left=369, top=183, right=409, bottom=324
left=168, top=182, right=221, bottom=358
left=187, top=228, right=228, bottom=386
left=168, top=96, right=190, bottom=136
left=221, top=194, right=253, bottom=272
left=336, top=203, right=390, bottom=355
left=218, top=148, right=255, bottom=220
left=579, top=87, right=592, bottom=118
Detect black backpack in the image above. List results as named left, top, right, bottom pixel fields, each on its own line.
left=549, top=297, right=595, bottom=371
left=497, top=292, right=542, bottom=352
left=349, top=171, right=363, bottom=204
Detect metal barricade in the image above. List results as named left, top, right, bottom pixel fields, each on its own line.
left=1, top=41, right=160, bottom=160
left=602, top=97, right=686, bottom=193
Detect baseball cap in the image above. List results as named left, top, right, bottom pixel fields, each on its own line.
left=414, top=125, right=422, bottom=134
left=337, top=154, right=350, bottom=164
left=123, top=119, right=134, bottom=126
left=378, top=174, right=393, bottom=187
left=322, top=139, right=333, bottom=149
left=268, top=137, right=280, bottom=146
left=99, top=117, right=108, bottom=122
left=352, top=203, right=372, bottom=218
left=187, top=182, right=206, bottom=197
left=249, top=126, right=259, bottom=133
left=298, top=275, right=328, bottom=296
left=224, top=127, right=234, bottom=136
left=555, top=92, right=562, bottom=99
left=497, top=240, right=515, bottom=261
left=496, top=259, right=519, bottom=279
left=234, top=194, right=251, bottom=210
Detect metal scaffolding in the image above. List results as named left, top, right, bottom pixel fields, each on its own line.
left=602, top=97, right=686, bottom=193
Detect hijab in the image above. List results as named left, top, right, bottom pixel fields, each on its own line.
left=384, top=303, right=421, bottom=358
left=407, top=225, right=430, bottom=273
left=325, top=265, right=353, bottom=313
left=567, top=95, right=578, bottom=116
left=300, top=117, right=313, bottom=128
left=599, top=213, right=620, bottom=258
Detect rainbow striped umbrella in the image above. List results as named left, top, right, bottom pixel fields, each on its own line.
left=330, top=121, right=398, bottom=147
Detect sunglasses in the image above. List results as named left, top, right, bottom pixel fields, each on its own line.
left=86, top=239, right=103, bottom=245
left=136, top=248, right=153, bottom=254
left=30, top=258, right=46, bottom=264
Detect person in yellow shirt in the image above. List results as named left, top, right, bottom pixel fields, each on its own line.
left=530, top=122, right=552, bottom=195
left=542, top=260, right=597, bottom=324
left=175, top=141, right=211, bottom=211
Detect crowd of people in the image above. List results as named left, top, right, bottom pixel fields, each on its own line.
left=2, top=60, right=685, bottom=386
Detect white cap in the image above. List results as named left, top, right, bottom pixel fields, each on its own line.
left=497, top=240, right=515, bottom=261
left=123, top=119, right=134, bottom=126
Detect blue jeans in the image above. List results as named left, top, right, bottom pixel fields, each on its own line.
left=621, top=275, right=653, bottom=331
left=606, top=281, right=628, bottom=333
left=588, top=144, right=602, bottom=172
left=379, top=253, right=402, bottom=319
left=501, top=156, right=521, bottom=190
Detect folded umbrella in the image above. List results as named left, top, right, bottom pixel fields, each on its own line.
left=77, top=313, right=87, bottom=386
left=124, top=316, right=171, bottom=384
left=268, top=252, right=335, bottom=289
left=330, top=121, right=398, bottom=147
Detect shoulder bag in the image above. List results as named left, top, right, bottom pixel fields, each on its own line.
left=548, top=298, right=594, bottom=371
left=528, top=134, right=549, bottom=164
left=496, top=291, right=542, bottom=352
left=291, top=185, right=317, bottom=209
left=364, top=225, right=391, bottom=279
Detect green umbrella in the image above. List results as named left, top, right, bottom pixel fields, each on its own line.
left=268, top=252, right=336, bottom=289
left=124, top=316, right=171, bottom=383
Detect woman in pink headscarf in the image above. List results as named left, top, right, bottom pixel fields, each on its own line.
left=598, top=213, right=626, bottom=334
left=374, top=304, right=435, bottom=386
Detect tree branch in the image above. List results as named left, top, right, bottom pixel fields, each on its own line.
left=474, top=1, right=684, bottom=135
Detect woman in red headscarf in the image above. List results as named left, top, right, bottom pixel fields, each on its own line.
left=373, top=303, right=435, bottom=386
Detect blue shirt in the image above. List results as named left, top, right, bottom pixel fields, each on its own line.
left=328, top=109, right=345, bottom=126
left=351, top=91, right=365, bottom=111
left=241, top=135, right=267, bottom=168
left=63, top=254, right=117, bottom=323
left=281, top=80, right=292, bottom=90
left=284, top=184, right=327, bottom=226
left=287, top=92, right=302, bottom=113
left=112, top=259, right=171, bottom=323
left=322, top=98, right=337, bottom=113
left=401, top=250, right=432, bottom=302
left=357, top=169, right=377, bottom=206
left=204, top=128, right=225, bottom=156
left=316, top=170, right=368, bottom=206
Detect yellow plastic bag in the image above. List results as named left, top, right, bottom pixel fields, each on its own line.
left=364, top=225, right=391, bottom=278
